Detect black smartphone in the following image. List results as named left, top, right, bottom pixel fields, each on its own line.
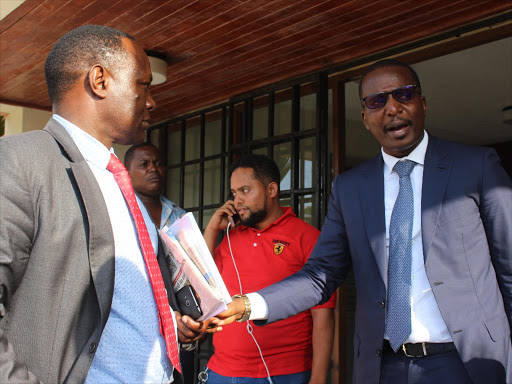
left=176, top=285, right=202, bottom=320
left=231, top=212, right=240, bottom=224
left=227, top=192, right=240, bottom=225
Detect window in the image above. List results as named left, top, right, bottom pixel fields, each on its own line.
left=229, top=76, right=329, bottom=227
left=157, top=109, right=229, bottom=230
left=147, top=73, right=329, bottom=378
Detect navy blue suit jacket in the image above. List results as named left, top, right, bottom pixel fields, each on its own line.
left=257, top=135, right=512, bottom=384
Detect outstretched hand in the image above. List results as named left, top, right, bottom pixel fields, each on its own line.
left=213, top=298, right=247, bottom=326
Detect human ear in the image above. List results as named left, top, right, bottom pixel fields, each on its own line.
left=268, top=182, right=279, bottom=198
left=88, top=64, right=108, bottom=99
left=361, top=110, right=370, bottom=131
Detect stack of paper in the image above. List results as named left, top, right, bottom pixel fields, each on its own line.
left=160, top=213, right=231, bottom=321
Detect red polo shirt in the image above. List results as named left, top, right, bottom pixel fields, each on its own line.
left=208, top=207, right=337, bottom=378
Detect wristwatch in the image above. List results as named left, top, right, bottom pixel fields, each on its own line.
left=232, top=294, right=251, bottom=323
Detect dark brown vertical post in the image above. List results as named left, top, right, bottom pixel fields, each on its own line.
left=331, top=78, right=347, bottom=384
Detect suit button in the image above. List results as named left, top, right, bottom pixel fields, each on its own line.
left=376, top=349, right=382, bottom=357
left=89, top=342, right=97, bottom=353
left=380, top=300, right=385, bottom=308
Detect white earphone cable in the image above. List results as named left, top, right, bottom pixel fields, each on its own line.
left=226, top=221, right=273, bottom=384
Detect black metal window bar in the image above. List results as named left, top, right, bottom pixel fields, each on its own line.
left=148, top=71, right=329, bottom=384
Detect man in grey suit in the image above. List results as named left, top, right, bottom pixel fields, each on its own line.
left=218, top=59, right=512, bottom=383
left=0, top=25, right=211, bottom=383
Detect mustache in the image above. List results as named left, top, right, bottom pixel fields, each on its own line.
left=146, top=172, right=161, bottom=181
left=384, top=117, right=412, bottom=132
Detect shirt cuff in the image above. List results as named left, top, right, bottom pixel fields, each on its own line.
left=246, top=292, right=268, bottom=320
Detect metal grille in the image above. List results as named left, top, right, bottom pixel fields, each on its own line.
left=148, top=71, right=329, bottom=383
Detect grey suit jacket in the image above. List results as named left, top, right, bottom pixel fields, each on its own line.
left=0, top=119, right=178, bottom=383
left=257, top=135, right=512, bottom=384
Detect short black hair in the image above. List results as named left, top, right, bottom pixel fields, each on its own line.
left=124, top=142, right=158, bottom=169
left=45, top=25, right=134, bottom=104
left=230, top=154, right=281, bottom=192
left=358, top=59, right=422, bottom=99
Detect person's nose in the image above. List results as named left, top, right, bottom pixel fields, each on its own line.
left=385, top=94, right=403, bottom=116
left=147, top=161, right=157, bottom=172
left=234, top=193, right=243, bottom=205
left=147, top=91, right=156, bottom=111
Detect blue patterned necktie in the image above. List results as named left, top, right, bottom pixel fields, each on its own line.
left=386, top=159, right=417, bottom=352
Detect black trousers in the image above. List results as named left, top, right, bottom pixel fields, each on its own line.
left=379, top=348, right=473, bottom=384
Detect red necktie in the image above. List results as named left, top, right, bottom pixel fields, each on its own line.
left=107, top=154, right=181, bottom=373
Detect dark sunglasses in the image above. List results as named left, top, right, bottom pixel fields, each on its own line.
left=361, top=85, right=420, bottom=110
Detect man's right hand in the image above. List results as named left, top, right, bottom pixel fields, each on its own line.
left=203, top=200, right=238, bottom=255
left=214, top=297, right=247, bottom=326
left=206, top=200, right=238, bottom=232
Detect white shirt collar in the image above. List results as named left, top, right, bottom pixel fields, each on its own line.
left=52, top=114, right=115, bottom=170
left=382, top=130, right=428, bottom=176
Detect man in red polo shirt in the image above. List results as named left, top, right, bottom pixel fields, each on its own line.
left=203, top=154, right=336, bottom=384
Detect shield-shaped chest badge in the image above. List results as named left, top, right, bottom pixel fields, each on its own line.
left=274, top=243, right=285, bottom=255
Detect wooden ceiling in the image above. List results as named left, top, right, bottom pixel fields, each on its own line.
left=1, top=0, right=511, bottom=125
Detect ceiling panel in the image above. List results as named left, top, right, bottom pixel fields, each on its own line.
left=1, top=0, right=511, bottom=124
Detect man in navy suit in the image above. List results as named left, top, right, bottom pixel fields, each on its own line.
left=217, top=59, right=512, bottom=383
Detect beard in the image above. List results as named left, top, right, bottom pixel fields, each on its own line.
left=240, top=207, right=268, bottom=228
left=239, top=193, right=268, bottom=228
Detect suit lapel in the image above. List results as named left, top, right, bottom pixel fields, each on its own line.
left=44, top=118, right=84, bottom=162
left=421, top=136, right=452, bottom=261
left=360, top=155, right=388, bottom=286
left=45, top=120, right=115, bottom=330
left=71, top=162, right=115, bottom=331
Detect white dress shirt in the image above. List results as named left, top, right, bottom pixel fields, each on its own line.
left=52, top=115, right=176, bottom=383
left=382, top=132, right=451, bottom=343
